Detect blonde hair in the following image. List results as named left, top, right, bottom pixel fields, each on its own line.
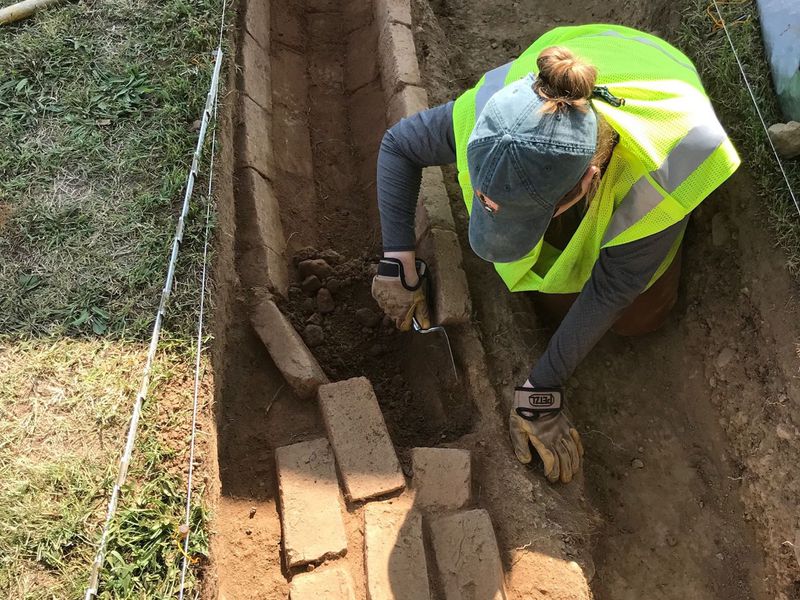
left=535, top=46, right=597, bottom=114
left=534, top=46, right=619, bottom=206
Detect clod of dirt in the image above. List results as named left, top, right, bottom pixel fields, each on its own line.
left=298, top=258, right=333, bottom=280
left=631, top=458, right=645, bottom=469
left=307, top=313, right=323, bottom=326
left=303, top=324, right=325, bottom=347
left=301, top=275, right=323, bottom=295
left=327, top=278, right=344, bottom=293
left=317, top=288, right=335, bottom=314
left=356, top=307, right=381, bottom=328
left=712, top=213, right=731, bottom=247
left=301, top=298, right=315, bottom=314
left=716, top=347, right=736, bottom=369
left=249, top=507, right=257, bottom=518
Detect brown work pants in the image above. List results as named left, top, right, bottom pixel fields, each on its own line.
left=532, top=247, right=683, bottom=336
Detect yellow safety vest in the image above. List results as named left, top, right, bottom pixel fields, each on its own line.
left=452, top=24, right=741, bottom=293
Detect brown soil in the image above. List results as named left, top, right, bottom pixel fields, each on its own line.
left=202, top=0, right=800, bottom=598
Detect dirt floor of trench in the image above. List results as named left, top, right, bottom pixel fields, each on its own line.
left=203, top=0, right=800, bottom=599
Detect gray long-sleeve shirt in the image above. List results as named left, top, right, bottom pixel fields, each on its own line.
left=377, top=102, right=685, bottom=387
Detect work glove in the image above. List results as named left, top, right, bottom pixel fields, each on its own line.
left=509, top=386, right=584, bottom=483
left=371, top=258, right=431, bottom=332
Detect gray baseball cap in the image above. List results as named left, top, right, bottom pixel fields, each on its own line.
left=467, top=73, right=598, bottom=263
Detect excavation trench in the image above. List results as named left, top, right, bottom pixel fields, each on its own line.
left=205, top=0, right=800, bottom=598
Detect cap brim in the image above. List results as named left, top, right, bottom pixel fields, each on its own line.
left=468, top=193, right=551, bottom=263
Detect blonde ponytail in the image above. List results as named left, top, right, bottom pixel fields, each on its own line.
left=534, top=46, right=597, bottom=114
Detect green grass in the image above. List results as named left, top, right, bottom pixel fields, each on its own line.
left=0, top=0, right=223, bottom=338
left=0, top=0, right=227, bottom=596
left=678, top=0, right=800, bottom=272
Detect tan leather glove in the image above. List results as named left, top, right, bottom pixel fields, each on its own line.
left=509, top=386, right=584, bottom=483
left=371, top=258, right=431, bottom=332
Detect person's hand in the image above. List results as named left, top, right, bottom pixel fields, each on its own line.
left=508, top=385, right=583, bottom=483
left=371, top=257, right=431, bottom=332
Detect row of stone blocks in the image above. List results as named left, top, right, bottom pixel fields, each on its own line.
left=275, top=376, right=508, bottom=599
left=236, top=0, right=471, bottom=325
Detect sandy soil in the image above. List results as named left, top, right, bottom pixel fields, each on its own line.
left=202, top=0, right=800, bottom=598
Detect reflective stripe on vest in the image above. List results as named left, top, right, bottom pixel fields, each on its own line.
left=587, top=30, right=696, bottom=72
left=602, top=121, right=728, bottom=244
left=474, top=61, right=513, bottom=118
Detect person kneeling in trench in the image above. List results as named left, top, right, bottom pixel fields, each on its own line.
left=371, top=24, right=740, bottom=483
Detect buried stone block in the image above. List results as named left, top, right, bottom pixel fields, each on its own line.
left=374, top=0, right=412, bottom=30
left=415, top=167, right=456, bottom=239
left=241, top=0, right=270, bottom=50
left=318, top=377, right=405, bottom=501
left=235, top=93, right=273, bottom=179
left=364, top=498, right=430, bottom=600
left=290, top=565, right=357, bottom=600
left=236, top=167, right=288, bottom=296
left=276, top=438, right=348, bottom=568
left=378, top=21, right=421, bottom=97
left=387, top=84, right=428, bottom=127
left=251, top=299, right=328, bottom=399
left=429, top=509, right=508, bottom=600
left=417, top=228, right=471, bottom=325
left=411, top=447, right=471, bottom=511
left=238, top=31, right=271, bottom=112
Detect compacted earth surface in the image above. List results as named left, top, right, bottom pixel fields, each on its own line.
left=202, top=0, right=800, bottom=598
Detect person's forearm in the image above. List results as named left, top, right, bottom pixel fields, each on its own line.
left=377, top=101, right=457, bottom=255
left=530, top=217, right=688, bottom=387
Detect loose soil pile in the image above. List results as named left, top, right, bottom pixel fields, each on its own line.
left=204, top=0, right=800, bottom=598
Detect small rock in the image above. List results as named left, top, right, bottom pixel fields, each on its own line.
left=178, top=524, right=190, bottom=539
left=637, top=446, right=644, bottom=454
left=306, top=312, right=323, bottom=326
left=776, top=423, right=795, bottom=441
left=298, top=258, right=333, bottom=280
left=711, top=213, right=730, bottom=247
left=303, top=324, right=325, bottom=347
left=319, top=249, right=344, bottom=264
left=249, top=507, right=257, bottom=519
left=716, top=552, right=724, bottom=561
left=326, top=278, right=344, bottom=293
left=709, top=376, right=716, bottom=388
left=190, top=119, right=202, bottom=132
left=715, top=347, right=735, bottom=369
left=245, top=528, right=252, bottom=535
left=300, top=275, right=322, bottom=295
left=666, top=534, right=678, bottom=547
left=767, top=121, right=800, bottom=159
left=491, top=40, right=498, bottom=49
left=355, top=307, right=381, bottom=328
left=631, top=458, right=645, bottom=469
left=301, top=298, right=316, bottom=314
left=306, top=562, right=316, bottom=572
left=317, top=288, right=335, bottom=314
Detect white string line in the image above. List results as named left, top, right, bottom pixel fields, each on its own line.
left=177, top=52, right=224, bottom=600
left=84, top=40, right=226, bottom=600
left=710, top=0, right=799, bottom=216
left=177, top=2, right=228, bottom=593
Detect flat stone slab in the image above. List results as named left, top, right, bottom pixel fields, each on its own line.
left=318, top=377, right=405, bottom=501
left=276, top=438, right=348, bottom=568
left=411, top=447, right=471, bottom=511
left=429, top=509, right=507, bottom=600
left=365, top=498, right=430, bottom=600
left=251, top=298, right=328, bottom=399
left=290, top=565, right=356, bottom=600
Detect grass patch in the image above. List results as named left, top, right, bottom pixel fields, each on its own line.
left=678, top=0, right=800, bottom=273
left=0, top=339, right=213, bottom=599
left=0, top=0, right=227, bottom=596
left=0, top=0, right=224, bottom=338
